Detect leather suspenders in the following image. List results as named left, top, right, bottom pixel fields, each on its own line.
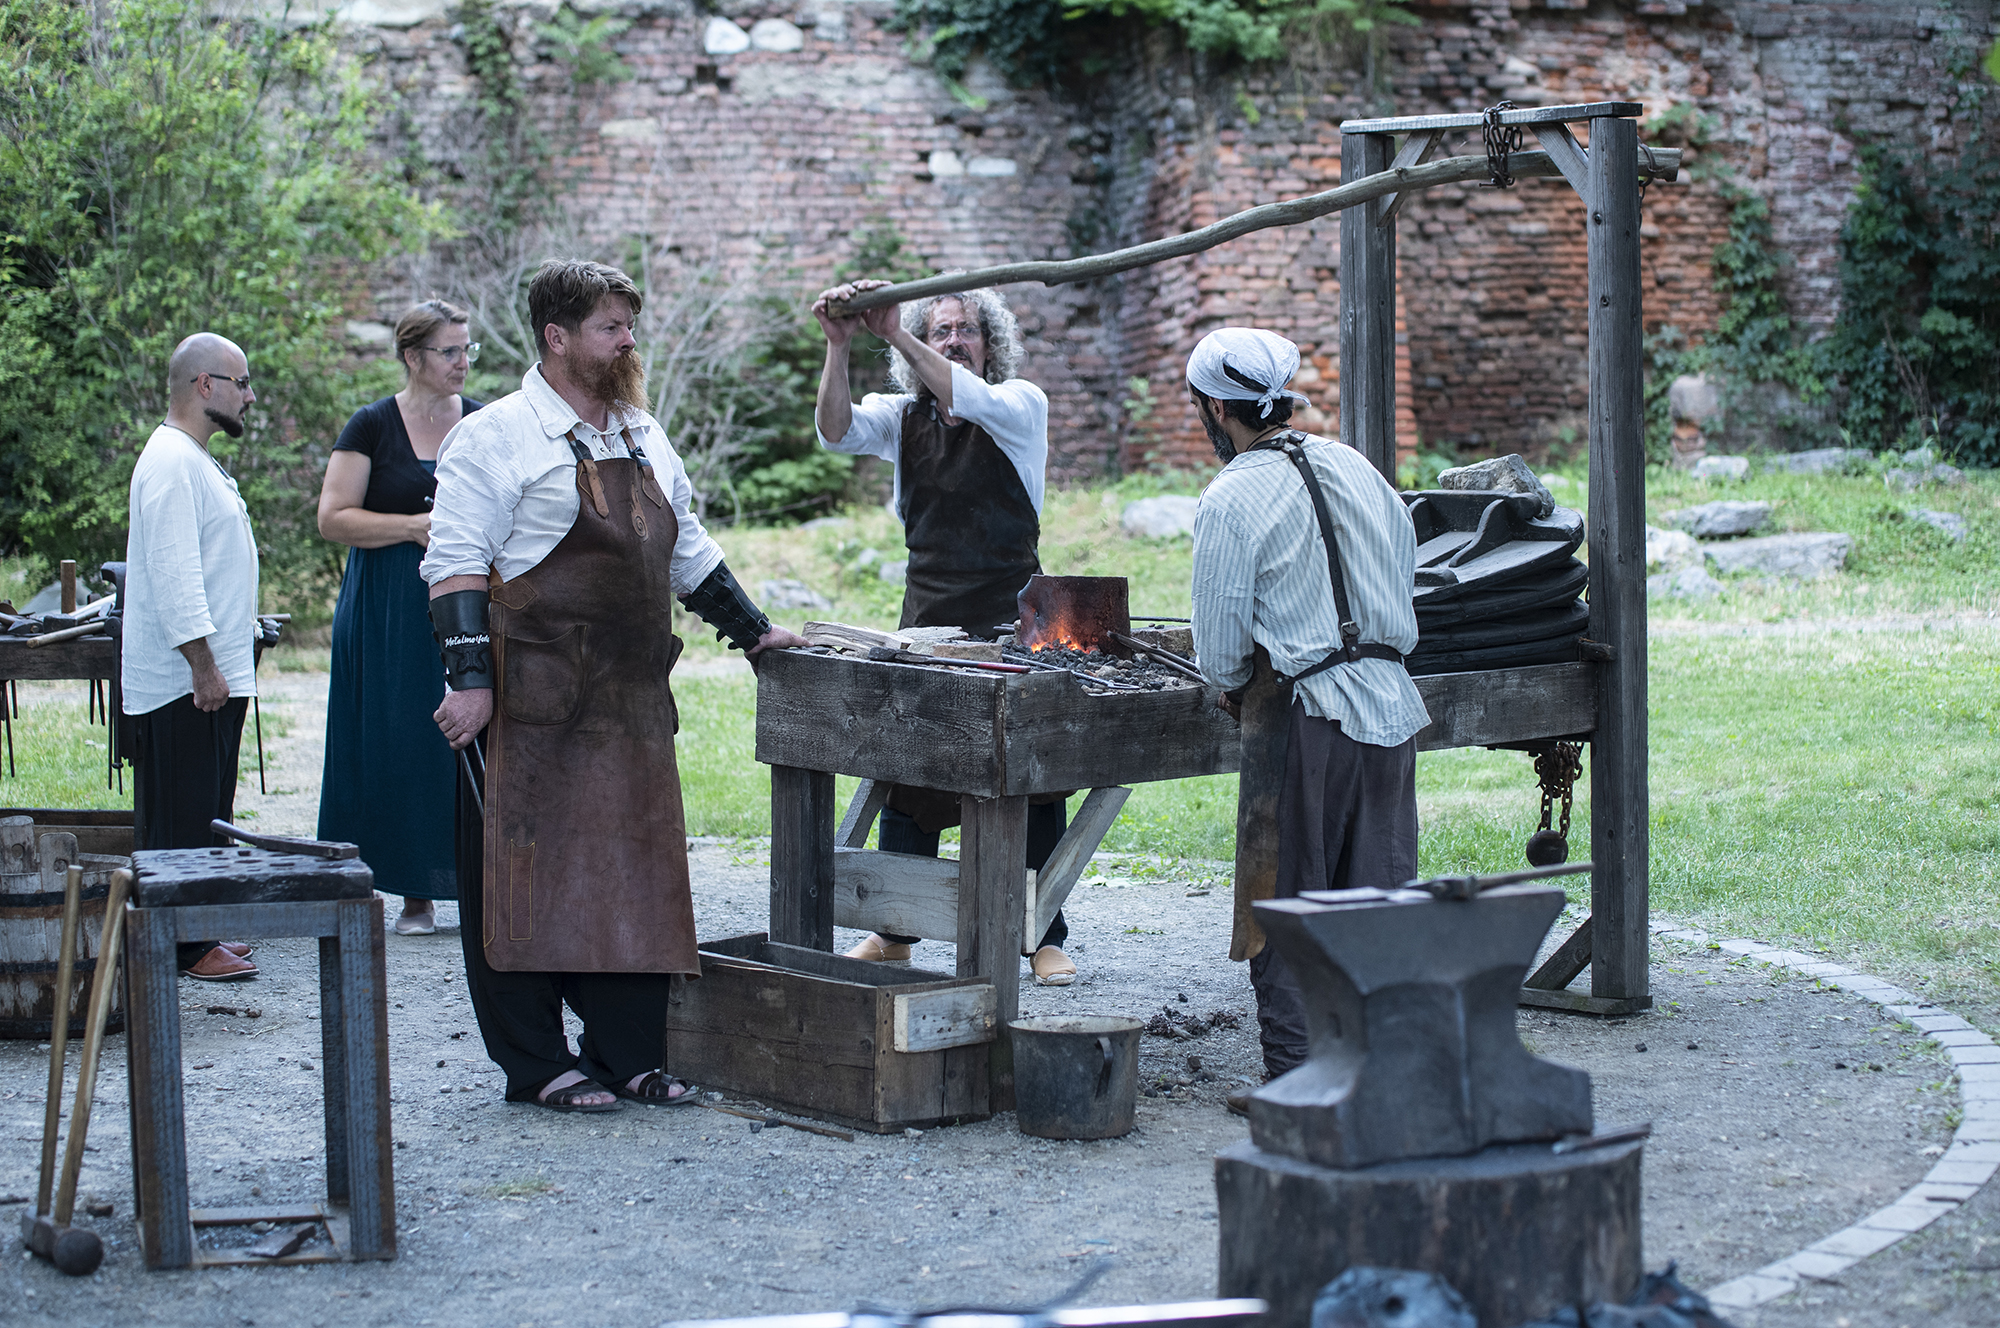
left=1251, top=431, right=1407, bottom=687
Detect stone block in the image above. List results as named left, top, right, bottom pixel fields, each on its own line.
left=749, top=18, right=803, bottom=51
left=1664, top=500, right=1771, bottom=538
left=1645, top=525, right=1702, bottom=573
left=703, top=17, right=750, bottom=54
left=1121, top=495, right=1199, bottom=539
left=1646, top=566, right=1722, bottom=602
left=1691, top=454, right=1749, bottom=482
left=1911, top=508, right=1968, bottom=541
left=759, top=578, right=831, bottom=611
left=1436, top=454, right=1554, bottom=519
left=1216, top=1138, right=1643, bottom=1328
left=1763, top=447, right=1873, bottom=475
left=1668, top=373, right=1721, bottom=423
left=1705, top=532, right=1851, bottom=579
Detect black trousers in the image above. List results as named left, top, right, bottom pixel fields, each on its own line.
left=876, top=801, right=1068, bottom=951
left=130, top=694, right=248, bottom=967
left=454, top=737, right=671, bottom=1099
left=1251, top=702, right=1419, bottom=1079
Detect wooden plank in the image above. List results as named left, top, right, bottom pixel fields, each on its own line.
left=959, top=794, right=1027, bottom=1110
left=893, top=984, right=998, bottom=1052
left=1377, top=129, right=1445, bottom=228
left=1530, top=122, right=1591, bottom=198
left=1412, top=664, right=1596, bottom=752
left=1518, top=988, right=1653, bottom=1016
left=1525, top=917, right=1594, bottom=991
left=769, top=765, right=836, bottom=950
left=317, top=935, right=348, bottom=1207
left=1028, top=786, right=1131, bottom=950
left=672, top=954, right=885, bottom=1072
left=1585, top=117, right=1651, bottom=1009
left=125, top=906, right=194, bottom=1269
left=143, top=900, right=345, bottom=941
left=996, top=673, right=1240, bottom=794
left=834, top=847, right=959, bottom=942
left=1342, top=102, right=1643, bottom=134
left=335, top=896, right=395, bottom=1260
left=836, top=779, right=887, bottom=849
left=1342, top=130, right=1398, bottom=484
left=0, top=637, right=115, bottom=683
left=758, top=651, right=1006, bottom=795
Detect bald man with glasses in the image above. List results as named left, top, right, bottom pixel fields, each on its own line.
left=122, top=332, right=263, bottom=981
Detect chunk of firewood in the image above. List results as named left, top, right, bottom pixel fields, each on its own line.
left=928, top=640, right=1002, bottom=661
left=802, top=622, right=912, bottom=654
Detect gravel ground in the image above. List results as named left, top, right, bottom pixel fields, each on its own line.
left=0, top=670, right=1986, bottom=1326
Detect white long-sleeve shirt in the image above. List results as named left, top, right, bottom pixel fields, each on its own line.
left=420, top=365, right=725, bottom=592
left=816, top=365, right=1048, bottom=518
left=1192, top=434, right=1430, bottom=749
left=122, top=425, right=260, bottom=714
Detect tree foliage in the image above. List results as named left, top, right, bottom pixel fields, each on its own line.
left=0, top=0, right=437, bottom=596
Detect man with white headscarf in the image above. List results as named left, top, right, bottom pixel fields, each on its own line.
left=1185, top=328, right=1429, bottom=1109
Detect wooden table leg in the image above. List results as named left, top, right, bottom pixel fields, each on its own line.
left=124, top=906, right=194, bottom=1269
left=959, top=793, right=1027, bottom=1111
left=770, top=765, right=835, bottom=949
left=336, top=897, right=396, bottom=1260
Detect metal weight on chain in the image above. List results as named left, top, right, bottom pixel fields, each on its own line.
left=1525, top=741, right=1584, bottom=867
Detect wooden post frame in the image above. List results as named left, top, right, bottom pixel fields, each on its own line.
left=1340, top=103, right=1656, bottom=1014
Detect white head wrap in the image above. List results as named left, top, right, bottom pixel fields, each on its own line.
left=1184, top=328, right=1313, bottom=420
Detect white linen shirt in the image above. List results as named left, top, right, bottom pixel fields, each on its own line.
left=816, top=365, right=1049, bottom=518
left=420, top=365, right=725, bottom=592
left=122, top=425, right=260, bottom=714
left=1192, top=434, right=1430, bottom=749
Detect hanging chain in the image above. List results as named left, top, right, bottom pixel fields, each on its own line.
left=1535, top=741, right=1584, bottom=840
left=1481, top=100, right=1523, bottom=188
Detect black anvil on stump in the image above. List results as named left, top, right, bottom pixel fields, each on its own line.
left=1216, top=886, right=1643, bottom=1327
left=1246, top=884, right=1591, bottom=1167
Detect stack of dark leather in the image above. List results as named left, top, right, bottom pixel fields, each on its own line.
left=1400, top=489, right=1589, bottom=677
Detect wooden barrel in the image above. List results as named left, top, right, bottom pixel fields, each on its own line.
left=0, top=817, right=128, bottom=1039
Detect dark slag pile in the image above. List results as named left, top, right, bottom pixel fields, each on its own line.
left=1004, top=644, right=1197, bottom=691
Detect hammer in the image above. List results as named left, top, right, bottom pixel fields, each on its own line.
left=23, top=865, right=132, bottom=1276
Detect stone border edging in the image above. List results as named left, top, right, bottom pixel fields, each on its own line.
left=1648, top=922, right=2000, bottom=1312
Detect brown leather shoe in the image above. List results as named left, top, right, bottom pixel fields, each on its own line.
left=844, top=934, right=912, bottom=962
left=216, top=942, right=253, bottom=958
left=1226, top=1088, right=1252, bottom=1118
left=182, top=946, right=258, bottom=981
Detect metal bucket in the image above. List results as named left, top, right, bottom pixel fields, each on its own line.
left=1011, top=1015, right=1142, bottom=1139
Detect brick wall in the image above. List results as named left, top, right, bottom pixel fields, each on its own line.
left=345, top=0, right=1992, bottom=478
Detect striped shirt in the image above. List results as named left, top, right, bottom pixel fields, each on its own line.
left=1192, top=434, right=1430, bottom=748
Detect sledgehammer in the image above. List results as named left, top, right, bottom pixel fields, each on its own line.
left=23, top=865, right=132, bottom=1276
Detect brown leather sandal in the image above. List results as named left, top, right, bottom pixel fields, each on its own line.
left=612, top=1070, right=700, bottom=1105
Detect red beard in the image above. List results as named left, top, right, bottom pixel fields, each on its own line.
left=581, top=349, right=648, bottom=411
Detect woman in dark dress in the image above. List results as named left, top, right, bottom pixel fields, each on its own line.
left=316, top=301, right=484, bottom=934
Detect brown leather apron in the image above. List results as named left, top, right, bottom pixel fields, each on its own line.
left=1230, top=648, right=1290, bottom=962
left=482, top=434, right=696, bottom=975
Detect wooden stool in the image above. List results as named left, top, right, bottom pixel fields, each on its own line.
left=123, top=846, right=393, bottom=1268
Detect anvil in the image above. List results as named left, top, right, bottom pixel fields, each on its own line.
left=1247, top=884, right=1592, bottom=1169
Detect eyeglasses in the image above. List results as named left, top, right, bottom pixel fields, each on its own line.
left=925, top=322, right=981, bottom=346
left=421, top=343, right=481, bottom=365
left=191, top=372, right=253, bottom=391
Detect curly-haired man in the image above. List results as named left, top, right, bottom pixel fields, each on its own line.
left=812, top=279, right=1077, bottom=986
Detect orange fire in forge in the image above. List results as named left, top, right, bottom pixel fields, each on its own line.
left=1014, top=575, right=1133, bottom=657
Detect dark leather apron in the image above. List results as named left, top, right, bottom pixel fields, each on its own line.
left=1230, top=648, right=1290, bottom=962
left=890, top=398, right=1045, bottom=831
left=482, top=434, right=695, bottom=975
left=896, top=399, right=1040, bottom=636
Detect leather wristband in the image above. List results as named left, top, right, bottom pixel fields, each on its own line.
left=430, top=589, right=494, bottom=691
left=677, top=562, right=772, bottom=655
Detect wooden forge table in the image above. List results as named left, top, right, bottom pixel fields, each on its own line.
left=751, top=648, right=1596, bottom=1114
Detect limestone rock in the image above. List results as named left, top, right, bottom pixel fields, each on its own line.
left=1705, top=532, right=1850, bottom=579
left=1121, top=495, right=1200, bottom=539
left=1690, top=455, right=1749, bottom=482
left=1435, top=454, right=1554, bottom=519
left=879, top=559, right=908, bottom=585
left=1645, top=525, right=1701, bottom=574
left=1664, top=500, right=1771, bottom=539
left=749, top=18, right=803, bottom=51
left=1911, top=509, right=1968, bottom=541
left=1646, top=566, right=1721, bottom=601
left=928, top=149, right=965, bottom=178
left=345, top=320, right=392, bottom=348
left=966, top=156, right=1017, bottom=177
left=1764, top=447, right=1872, bottom=475
left=1886, top=462, right=1965, bottom=492
left=703, top=17, right=750, bottom=53
left=1667, top=374, right=1721, bottom=424
left=757, top=578, right=830, bottom=611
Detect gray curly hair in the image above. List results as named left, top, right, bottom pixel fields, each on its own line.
left=887, top=286, right=1024, bottom=394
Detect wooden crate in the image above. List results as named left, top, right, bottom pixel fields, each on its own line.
left=666, top=934, right=997, bottom=1133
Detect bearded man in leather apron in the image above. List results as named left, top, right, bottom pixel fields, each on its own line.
left=1184, top=328, right=1429, bottom=1115
left=423, top=259, right=807, bottom=1113
left=811, top=280, right=1079, bottom=987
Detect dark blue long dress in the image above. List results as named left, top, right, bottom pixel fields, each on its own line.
left=317, top=395, right=481, bottom=899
